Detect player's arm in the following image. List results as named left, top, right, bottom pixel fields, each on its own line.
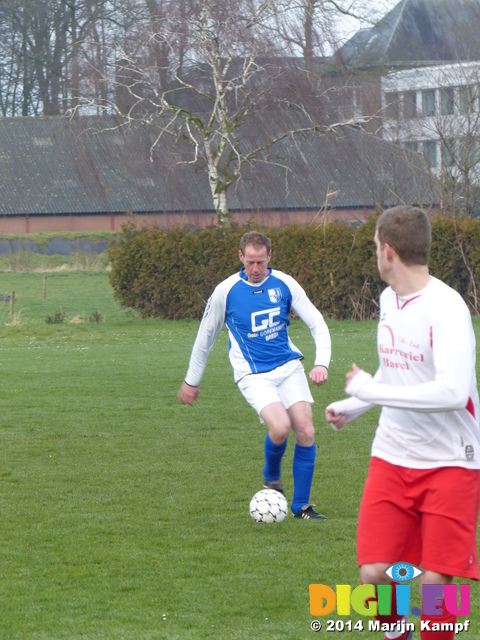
left=287, top=275, right=332, bottom=371
left=178, top=382, right=200, bottom=405
left=179, top=285, right=227, bottom=404
left=309, top=365, right=328, bottom=386
left=345, top=303, right=475, bottom=412
left=325, top=371, right=379, bottom=429
left=326, top=397, right=376, bottom=429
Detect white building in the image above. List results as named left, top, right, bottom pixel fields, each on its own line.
left=381, top=62, right=480, bottom=176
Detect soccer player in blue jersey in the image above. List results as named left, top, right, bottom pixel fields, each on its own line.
left=178, top=231, right=331, bottom=519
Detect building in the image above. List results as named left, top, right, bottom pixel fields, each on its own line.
left=330, top=0, right=480, bottom=211
left=382, top=61, right=480, bottom=177
left=0, top=113, right=436, bottom=234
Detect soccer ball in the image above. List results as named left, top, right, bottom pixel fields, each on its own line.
left=249, top=489, right=288, bottom=523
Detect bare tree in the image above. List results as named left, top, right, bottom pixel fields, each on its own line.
left=382, top=60, right=480, bottom=217
left=84, top=0, right=347, bottom=226
left=0, top=0, right=125, bottom=116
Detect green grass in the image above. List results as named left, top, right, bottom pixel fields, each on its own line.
left=0, top=270, right=477, bottom=639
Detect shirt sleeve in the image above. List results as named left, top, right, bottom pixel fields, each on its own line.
left=326, top=396, right=375, bottom=424
left=345, top=298, right=475, bottom=413
left=184, top=283, right=228, bottom=387
left=326, top=367, right=382, bottom=424
left=286, top=274, right=332, bottom=368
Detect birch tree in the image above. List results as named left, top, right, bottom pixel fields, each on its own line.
left=86, top=0, right=365, bottom=226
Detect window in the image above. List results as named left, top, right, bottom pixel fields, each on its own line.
left=353, top=87, right=363, bottom=118
left=423, top=141, right=437, bottom=168
left=403, top=91, right=417, bottom=118
left=460, top=137, right=477, bottom=166
left=458, top=86, right=471, bottom=114
left=422, top=89, right=436, bottom=116
left=442, top=139, right=455, bottom=167
left=385, top=91, right=400, bottom=119
left=404, top=141, right=419, bottom=154
left=440, top=88, right=454, bottom=115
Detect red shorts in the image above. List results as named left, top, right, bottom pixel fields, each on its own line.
left=357, top=457, right=480, bottom=579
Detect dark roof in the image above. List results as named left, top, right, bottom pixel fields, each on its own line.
left=0, top=113, right=437, bottom=216
left=336, top=0, right=480, bottom=68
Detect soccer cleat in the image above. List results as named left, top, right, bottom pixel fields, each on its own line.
left=293, top=504, right=326, bottom=520
left=263, top=480, right=284, bottom=495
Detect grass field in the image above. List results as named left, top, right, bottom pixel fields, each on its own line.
left=0, top=270, right=477, bottom=639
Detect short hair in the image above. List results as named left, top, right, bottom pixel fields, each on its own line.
left=376, top=205, right=431, bottom=266
left=239, top=231, right=271, bottom=255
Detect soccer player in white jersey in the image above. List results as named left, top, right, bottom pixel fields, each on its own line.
left=326, top=206, right=480, bottom=640
left=179, top=231, right=331, bottom=519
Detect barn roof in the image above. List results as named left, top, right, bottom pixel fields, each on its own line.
left=0, top=113, right=437, bottom=216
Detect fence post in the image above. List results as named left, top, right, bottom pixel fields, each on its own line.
left=9, top=291, right=14, bottom=324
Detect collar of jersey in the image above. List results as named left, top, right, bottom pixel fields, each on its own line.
left=239, top=267, right=272, bottom=285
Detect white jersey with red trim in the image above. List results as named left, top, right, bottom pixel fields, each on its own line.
left=332, top=277, right=480, bottom=469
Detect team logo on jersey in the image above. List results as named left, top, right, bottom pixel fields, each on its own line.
left=465, top=445, right=474, bottom=461
left=251, top=307, right=281, bottom=332
left=268, top=288, right=282, bottom=303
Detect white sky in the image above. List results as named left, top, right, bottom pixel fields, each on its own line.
left=337, top=0, right=400, bottom=43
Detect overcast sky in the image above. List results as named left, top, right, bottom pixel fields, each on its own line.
left=338, top=0, right=399, bottom=41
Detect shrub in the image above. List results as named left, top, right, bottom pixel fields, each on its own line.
left=88, top=311, right=103, bottom=323
left=107, top=216, right=480, bottom=320
left=45, top=308, right=66, bottom=324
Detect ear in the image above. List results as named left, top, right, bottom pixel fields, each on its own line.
left=238, top=250, right=244, bottom=263
left=385, top=243, right=394, bottom=261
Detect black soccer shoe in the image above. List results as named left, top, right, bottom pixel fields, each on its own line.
left=293, top=504, right=326, bottom=520
left=263, top=480, right=284, bottom=495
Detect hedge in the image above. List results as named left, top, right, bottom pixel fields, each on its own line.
left=107, top=217, right=480, bottom=320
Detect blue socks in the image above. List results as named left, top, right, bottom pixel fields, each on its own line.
left=263, top=436, right=317, bottom=514
left=291, top=443, right=316, bottom=514
left=263, top=434, right=287, bottom=482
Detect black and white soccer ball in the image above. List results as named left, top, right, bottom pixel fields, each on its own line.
left=249, top=489, right=288, bottom=523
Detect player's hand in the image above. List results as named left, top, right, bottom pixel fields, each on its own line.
left=325, top=408, right=347, bottom=431
left=309, top=365, right=328, bottom=386
left=178, top=382, right=199, bottom=405
left=346, top=363, right=361, bottom=388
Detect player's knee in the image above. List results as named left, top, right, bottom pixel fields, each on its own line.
left=294, top=422, right=315, bottom=446
left=419, top=570, right=453, bottom=586
left=360, top=563, right=390, bottom=585
left=268, top=420, right=291, bottom=444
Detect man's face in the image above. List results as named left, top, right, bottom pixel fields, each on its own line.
left=239, top=244, right=271, bottom=283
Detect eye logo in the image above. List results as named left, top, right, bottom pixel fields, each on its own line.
left=384, top=562, right=423, bottom=582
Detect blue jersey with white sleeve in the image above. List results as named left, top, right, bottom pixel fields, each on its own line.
left=185, top=267, right=331, bottom=385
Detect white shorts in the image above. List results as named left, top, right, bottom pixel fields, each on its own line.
left=237, top=359, right=314, bottom=419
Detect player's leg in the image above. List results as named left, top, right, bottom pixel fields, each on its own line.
left=237, top=369, right=292, bottom=492
left=273, top=360, right=323, bottom=518
left=419, top=571, right=456, bottom=640
left=287, top=400, right=324, bottom=518
left=358, top=458, right=421, bottom=640
left=260, top=401, right=291, bottom=444
left=260, top=401, right=291, bottom=490
left=417, top=467, right=480, bottom=640
left=359, top=565, right=414, bottom=640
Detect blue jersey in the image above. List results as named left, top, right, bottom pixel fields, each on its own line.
left=185, top=267, right=331, bottom=384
